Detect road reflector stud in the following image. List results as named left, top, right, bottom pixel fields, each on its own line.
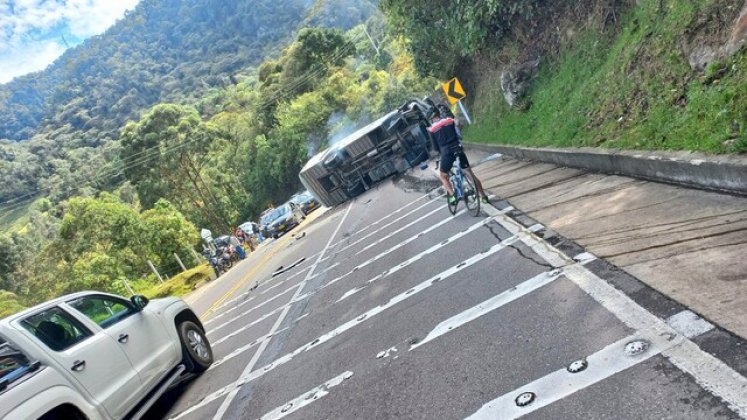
left=343, top=371, right=354, bottom=380
left=567, top=359, right=588, bottom=373
left=281, top=403, right=293, bottom=413
left=515, top=392, right=536, bottom=407
left=624, top=340, right=650, bottom=356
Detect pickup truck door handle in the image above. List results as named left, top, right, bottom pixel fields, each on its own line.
left=118, top=333, right=129, bottom=343
left=71, top=360, right=86, bottom=372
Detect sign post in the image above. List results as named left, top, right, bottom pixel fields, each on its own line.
left=442, top=77, right=472, bottom=125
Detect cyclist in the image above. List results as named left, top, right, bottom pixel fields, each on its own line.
left=427, top=106, right=489, bottom=205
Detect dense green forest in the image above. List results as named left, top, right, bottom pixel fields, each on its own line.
left=0, top=0, right=377, bottom=204
left=0, top=0, right=435, bottom=315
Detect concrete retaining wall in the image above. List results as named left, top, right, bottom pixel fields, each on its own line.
left=465, top=143, right=747, bottom=196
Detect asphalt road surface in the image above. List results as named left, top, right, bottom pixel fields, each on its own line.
left=148, top=168, right=747, bottom=420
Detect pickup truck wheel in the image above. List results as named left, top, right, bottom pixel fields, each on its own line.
left=179, top=321, right=213, bottom=373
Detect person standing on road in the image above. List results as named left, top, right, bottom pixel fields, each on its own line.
left=427, top=106, right=489, bottom=205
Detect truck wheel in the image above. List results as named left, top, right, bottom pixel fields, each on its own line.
left=179, top=321, right=213, bottom=373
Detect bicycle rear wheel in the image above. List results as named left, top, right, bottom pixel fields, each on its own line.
left=463, top=171, right=481, bottom=217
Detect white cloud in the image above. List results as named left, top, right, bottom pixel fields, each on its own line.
left=0, top=0, right=140, bottom=83
left=0, top=40, right=66, bottom=83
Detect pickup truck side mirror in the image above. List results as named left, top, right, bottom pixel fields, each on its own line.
left=130, top=295, right=150, bottom=310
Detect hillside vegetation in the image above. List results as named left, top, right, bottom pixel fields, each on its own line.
left=383, top=0, right=747, bottom=154
left=0, top=4, right=435, bottom=314
left=0, top=0, right=377, bottom=204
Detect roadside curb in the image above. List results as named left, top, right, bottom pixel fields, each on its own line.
left=479, top=195, right=747, bottom=379
left=464, top=143, right=747, bottom=196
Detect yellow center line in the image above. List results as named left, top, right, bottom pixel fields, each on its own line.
left=199, top=209, right=329, bottom=319
left=200, top=235, right=294, bottom=319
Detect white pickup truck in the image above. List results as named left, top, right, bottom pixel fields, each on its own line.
left=0, top=291, right=213, bottom=420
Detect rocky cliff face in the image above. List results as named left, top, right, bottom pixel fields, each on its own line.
left=684, top=1, right=747, bottom=71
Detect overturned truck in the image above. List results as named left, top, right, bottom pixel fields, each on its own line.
left=299, top=99, right=434, bottom=207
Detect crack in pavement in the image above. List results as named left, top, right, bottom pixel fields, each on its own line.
left=484, top=223, right=554, bottom=270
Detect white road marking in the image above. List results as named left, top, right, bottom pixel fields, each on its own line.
left=212, top=305, right=286, bottom=346
left=211, top=202, right=354, bottom=420
left=342, top=202, right=444, bottom=252
left=207, top=262, right=339, bottom=328
left=466, top=333, right=672, bottom=419
left=411, top=252, right=597, bottom=351
left=335, top=214, right=506, bottom=303
left=411, top=269, right=565, bottom=351
left=355, top=189, right=437, bottom=236
left=243, top=209, right=483, bottom=313
left=328, top=192, right=443, bottom=251
left=666, top=310, right=714, bottom=339
left=208, top=284, right=298, bottom=336
left=205, top=295, right=257, bottom=325
left=170, top=233, right=518, bottom=420
left=209, top=327, right=289, bottom=371
left=665, top=341, right=747, bottom=418
left=258, top=371, right=353, bottom=420
left=209, top=252, right=324, bottom=314
left=353, top=204, right=444, bottom=256
left=480, top=203, right=747, bottom=418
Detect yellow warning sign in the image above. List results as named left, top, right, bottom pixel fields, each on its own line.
left=442, top=77, right=466, bottom=105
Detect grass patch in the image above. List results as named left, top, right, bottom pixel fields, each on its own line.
left=465, top=0, right=747, bottom=154
left=137, top=263, right=214, bottom=299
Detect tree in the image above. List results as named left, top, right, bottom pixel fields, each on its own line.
left=0, top=290, right=26, bottom=318
left=141, top=200, right=200, bottom=267
left=0, top=236, right=22, bottom=293
left=120, top=104, right=231, bottom=231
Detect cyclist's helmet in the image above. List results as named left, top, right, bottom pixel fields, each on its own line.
left=437, top=104, right=454, bottom=119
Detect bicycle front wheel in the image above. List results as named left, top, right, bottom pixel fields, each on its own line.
left=463, top=171, right=481, bottom=217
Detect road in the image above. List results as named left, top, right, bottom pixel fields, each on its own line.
left=148, top=166, right=747, bottom=420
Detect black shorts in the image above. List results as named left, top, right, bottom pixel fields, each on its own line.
left=440, top=147, right=470, bottom=173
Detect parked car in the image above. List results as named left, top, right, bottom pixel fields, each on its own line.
left=260, top=203, right=304, bottom=239
left=0, top=291, right=212, bottom=420
left=289, top=191, right=321, bottom=215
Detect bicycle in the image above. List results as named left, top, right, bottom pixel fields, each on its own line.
left=444, top=147, right=480, bottom=217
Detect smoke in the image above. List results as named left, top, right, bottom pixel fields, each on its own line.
left=326, top=111, right=368, bottom=147
left=306, top=111, right=372, bottom=157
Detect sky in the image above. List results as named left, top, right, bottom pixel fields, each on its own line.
left=0, top=0, right=140, bottom=84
